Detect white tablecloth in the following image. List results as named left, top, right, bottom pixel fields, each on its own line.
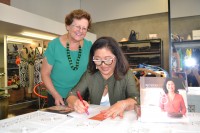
left=0, top=105, right=200, bottom=133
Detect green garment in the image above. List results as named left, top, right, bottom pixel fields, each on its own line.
left=67, top=69, right=139, bottom=105
left=44, top=37, right=92, bottom=98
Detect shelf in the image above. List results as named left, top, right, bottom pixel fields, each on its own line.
left=7, top=68, right=19, bottom=70
left=119, top=39, right=162, bottom=44
left=129, top=64, right=161, bottom=68
left=7, top=50, right=19, bottom=77
left=119, top=39, right=163, bottom=68
left=8, top=59, right=16, bottom=61
left=172, top=39, right=200, bottom=44
left=173, top=41, right=200, bottom=48
left=124, top=51, right=160, bottom=55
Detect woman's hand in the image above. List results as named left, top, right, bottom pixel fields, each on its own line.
left=67, top=95, right=89, bottom=114
left=101, top=101, right=126, bottom=119
left=54, top=94, right=65, bottom=106
left=73, top=99, right=89, bottom=114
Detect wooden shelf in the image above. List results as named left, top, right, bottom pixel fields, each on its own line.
left=119, top=39, right=163, bottom=68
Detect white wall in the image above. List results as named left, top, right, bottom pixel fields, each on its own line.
left=11, top=0, right=168, bottom=23
left=0, top=3, right=96, bottom=42
left=170, top=0, right=200, bottom=18
left=0, top=3, right=65, bottom=35
left=11, top=0, right=80, bottom=24
left=81, top=0, right=168, bottom=22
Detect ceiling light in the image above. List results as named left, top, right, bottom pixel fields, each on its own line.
left=6, top=36, right=34, bottom=44
left=21, top=32, right=57, bottom=40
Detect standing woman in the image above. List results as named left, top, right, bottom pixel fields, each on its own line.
left=41, top=9, right=92, bottom=107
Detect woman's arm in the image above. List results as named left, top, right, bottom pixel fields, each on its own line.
left=67, top=94, right=89, bottom=114
left=180, top=95, right=186, bottom=115
left=126, top=70, right=140, bottom=107
left=66, top=71, right=89, bottom=113
left=118, top=98, right=137, bottom=111
left=101, top=98, right=137, bottom=119
left=173, top=52, right=181, bottom=71
left=41, top=58, right=64, bottom=106
left=101, top=70, right=139, bottom=119
left=192, top=66, right=200, bottom=86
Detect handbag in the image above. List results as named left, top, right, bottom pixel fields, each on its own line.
left=128, top=30, right=137, bottom=41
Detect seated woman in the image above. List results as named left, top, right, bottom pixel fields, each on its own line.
left=66, top=36, right=139, bottom=119
left=160, top=78, right=186, bottom=116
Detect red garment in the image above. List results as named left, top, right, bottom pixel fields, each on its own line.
left=160, top=93, right=186, bottom=115
left=15, top=56, right=20, bottom=65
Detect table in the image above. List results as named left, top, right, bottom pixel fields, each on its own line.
left=0, top=105, right=200, bottom=133
left=187, top=87, right=200, bottom=112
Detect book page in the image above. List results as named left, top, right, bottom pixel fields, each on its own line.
left=67, top=104, right=109, bottom=119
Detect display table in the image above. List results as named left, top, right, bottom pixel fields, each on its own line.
left=0, top=105, right=200, bottom=133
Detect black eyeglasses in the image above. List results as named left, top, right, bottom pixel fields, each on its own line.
left=93, top=57, right=115, bottom=66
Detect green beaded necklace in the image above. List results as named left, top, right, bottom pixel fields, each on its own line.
left=66, top=42, right=82, bottom=70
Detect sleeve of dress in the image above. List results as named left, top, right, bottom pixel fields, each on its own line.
left=44, top=40, right=55, bottom=65
left=66, top=71, right=89, bottom=98
left=180, top=95, right=187, bottom=115
left=126, top=69, right=140, bottom=101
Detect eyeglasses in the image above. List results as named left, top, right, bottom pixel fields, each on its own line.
left=71, top=24, right=88, bottom=32
left=93, top=57, right=115, bottom=66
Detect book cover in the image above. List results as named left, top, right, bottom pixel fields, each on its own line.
left=140, top=77, right=189, bottom=123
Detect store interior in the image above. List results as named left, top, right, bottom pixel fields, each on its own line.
left=0, top=0, right=200, bottom=119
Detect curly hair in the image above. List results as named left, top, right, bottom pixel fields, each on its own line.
left=65, top=9, right=92, bottom=29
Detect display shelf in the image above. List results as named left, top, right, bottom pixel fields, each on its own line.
left=119, top=39, right=163, bottom=68
left=172, top=40, right=200, bottom=48
left=7, top=52, right=19, bottom=78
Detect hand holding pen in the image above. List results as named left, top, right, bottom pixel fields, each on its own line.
left=76, top=91, right=89, bottom=115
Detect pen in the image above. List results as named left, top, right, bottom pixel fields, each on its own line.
left=76, top=91, right=89, bottom=115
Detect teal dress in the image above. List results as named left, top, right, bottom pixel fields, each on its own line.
left=44, top=38, right=92, bottom=98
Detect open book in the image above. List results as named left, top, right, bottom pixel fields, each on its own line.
left=140, top=77, right=189, bottom=123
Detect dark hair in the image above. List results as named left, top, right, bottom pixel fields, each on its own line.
left=88, top=36, right=129, bottom=80
left=65, top=9, right=92, bottom=29
left=163, top=78, right=179, bottom=94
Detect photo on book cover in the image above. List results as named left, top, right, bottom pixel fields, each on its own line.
left=140, top=77, right=189, bottom=123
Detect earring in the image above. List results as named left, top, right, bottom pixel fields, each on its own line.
left=96, top=66, right=98, bottom=69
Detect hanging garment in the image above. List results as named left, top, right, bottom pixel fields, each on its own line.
left=177, top=49, right=183, bottom=71
left=186, top=48, right=192, bottom=57
left=28, top=64, right=34, bottom=93
left=19, top=60, right=29, bottom=88
left=19, top=47, right=29, bottom=88
left=34, top=47, right=44, bottom=86
left=27, top=47, right=35, bottom=93
left=34, top=58, right=43, bottom=86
